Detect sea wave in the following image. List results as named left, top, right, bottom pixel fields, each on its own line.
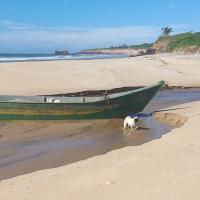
left=0, top=54, right=127, bottom=62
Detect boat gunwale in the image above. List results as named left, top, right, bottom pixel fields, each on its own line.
left=0, top=81, right=165, bottom=104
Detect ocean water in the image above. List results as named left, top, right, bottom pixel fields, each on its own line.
left=0, top=53, right=127, bottom=62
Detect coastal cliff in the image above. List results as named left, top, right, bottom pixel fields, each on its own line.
left=80, top=43, right=155, bottom=56
left=81, top=48, right=156, bottom=57
left=153, top=32, right=200, bottom=54
left=80, top=48, right=141, bottom=55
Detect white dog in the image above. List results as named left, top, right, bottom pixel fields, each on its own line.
left=47, top=98, right=61, bottom=103
left=54, top=99, right=61, bottom=103
left=123, top=116, right=139, bottom=130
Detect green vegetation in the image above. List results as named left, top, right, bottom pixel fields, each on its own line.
left=161, top=26, right=173, bottom=38
left=85, top=43, right=153, bottom=51
left=84, top=31, right=200, bottom=54
left=130, top=43, right=153, bottom=49
left=156, top=32, right=200, bottom=52
left=110, top=43, right=153, bottom=49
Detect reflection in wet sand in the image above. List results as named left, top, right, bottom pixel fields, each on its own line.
left=0, top=117, right=172, bottom=180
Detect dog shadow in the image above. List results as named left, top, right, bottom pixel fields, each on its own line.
left=123, top=126, right=150, bottom=134
left=135, top=126, right=150, bottom=130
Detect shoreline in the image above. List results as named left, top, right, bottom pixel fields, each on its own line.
left=0, top=53, right=126, bottom=63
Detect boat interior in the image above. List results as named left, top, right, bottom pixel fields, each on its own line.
left=0, top=86, right=145, bottom=104
left=49, top=86, right=143, bottom=97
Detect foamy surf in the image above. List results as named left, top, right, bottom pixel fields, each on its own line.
left=0, top=53, right=127, bottom=62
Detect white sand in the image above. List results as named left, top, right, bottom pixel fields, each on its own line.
left=0, top=101, right=200, bottom=199
left=0, top=53, right=200, bottom=95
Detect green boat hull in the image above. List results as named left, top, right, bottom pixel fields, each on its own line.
left=0, top=81, right=164, bottom=120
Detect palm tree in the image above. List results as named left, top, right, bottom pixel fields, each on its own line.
left=161, top=26, right=173, bottom=39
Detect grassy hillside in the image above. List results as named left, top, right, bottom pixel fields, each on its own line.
left=85, top=43, right=153, bottom=51
left=110, top=43, right=153, bottom=49
left=154, top=32, right=200, bottom=53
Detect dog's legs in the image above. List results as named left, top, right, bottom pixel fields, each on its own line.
left=123, top=121, right=127, bottom=130
left=131, top=120, right=136, bottom=131
left=131, top=124, right=134, bottom=131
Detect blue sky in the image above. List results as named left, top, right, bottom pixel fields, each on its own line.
left=0, top=0, right=199, bottom=53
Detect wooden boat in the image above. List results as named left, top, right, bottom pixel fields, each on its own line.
left=0, top=81, right=165, bottom=120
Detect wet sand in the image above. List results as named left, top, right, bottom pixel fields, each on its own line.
left=0, top=118, right=173, bottom=180
left=0, top=89, right=198, bottom=180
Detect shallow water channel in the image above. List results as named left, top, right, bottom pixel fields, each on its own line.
left=0, top=88, right=200, bottom=180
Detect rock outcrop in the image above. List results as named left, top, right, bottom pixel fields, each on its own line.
left=55, top=50, right=69, bottom=56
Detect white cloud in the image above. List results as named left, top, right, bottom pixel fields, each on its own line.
left=0, top=20, right=198, bottom=53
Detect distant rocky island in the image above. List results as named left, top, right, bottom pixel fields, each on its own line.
left=54, top=50, right=69, bottom=56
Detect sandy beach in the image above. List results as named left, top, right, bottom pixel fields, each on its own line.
left=0, top=54, right=200, bottom=199
left=0, top=101, right=200, bottom=199
left=0, top=53, right=200, bottom=95
left=1, top=0, right=200, bottom=198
